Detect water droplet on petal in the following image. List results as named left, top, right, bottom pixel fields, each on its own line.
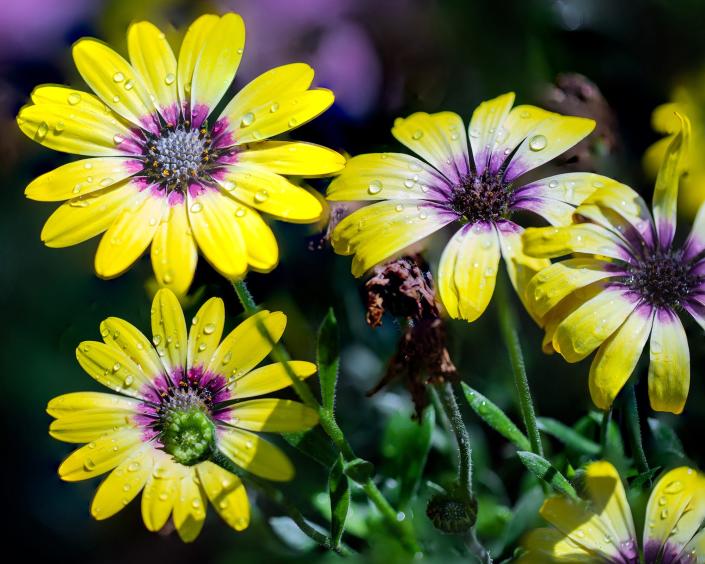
left=190, top=202, right=203, bottom=213
left=36, top=121, right=49, bottom=139
left=124, top=80, right=134, bottom=91
left=269, top=102, right=279, bottom=113
left=113, top=72, right=125, bottom=83
left=367, top=180, right=383, bottom=195
left=240, top=112, right=255, bottom=127
left=412, top=129, right=424, bottom=140
left=254, top=190, right=269, bottom=203
left=164, top=73, right=176, bottom=85
left=528, top=134, right=547, bottom=151
left=68, top=92, right=82, bottom=105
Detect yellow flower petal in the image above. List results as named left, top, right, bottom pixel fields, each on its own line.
left=391, top=111, right=470, bottom=183
left=40, top=181, right=141, bottom=248
left=233, top=361, right=317, bottom=399
left=176, top=14, right=219, bottom=113
left=583, top=461, right=637, bottom=547
left=76, top=340, right=154, bottom=398
left=218, top=428, right=294, bottom=481
left=326, top=152, right=451, bottom=202
left=208, top=310, right=286, bottom=380
left=17, top=102, right=139, bottom=156
left=127, top=21, right=178, bottom=123
left=100, top=316, right=163, bottom=381
left=50, top=409, right=136, bottom=443
left=553, top=288, right=637, bottom=363
left=682, top=527, right=705, bottom=564
left=234, top=205, right=279, bottom=272
left=187, top=297, right=225, bottom=370
left=643, top=136, right=671, bottom=180
left=95, top=191, right=166, bottom=278
left=522, top=223, right=632, bottom=262
left=514, top=196, right=576, bottom=226
left=151, top=288, right=188, bottom=376
left=141, top=453, right=180, bottom=532
left=188, top=13, right=245, bottom=125
left=218, top=165, right=323, bottom=222
left=518, top=528, right=596, bottom=562
left=540, top=495, right=627, bottom=560
left=173, top=469, right=207, bottom=542
left=72, top=39, right=158, bottom=131
left=91, top=447, right=153, bottom=520
left=468, top=92, right=515, bottom=175
left=589, top=305, right=654, bottom=410
left=527, top=258, right=620, bottom=319
left=653, top=114, right=689, bottom=247
left=496, top=222, right=551, bottom=325
left=332, top=200, right=454, bottom=277
left=219, top=64, right=333, bottom=144
left=25, top=157, right=141, bottom=201
left=504, top=114, right=595, bottom=182
left=197, top=461, right=250, bottom=531
left=236, top=141, right=345, bottom=176
left=47, top=391, right=138, bottom=418
left=188, top=190, right=248, bottom=279
left=514, top=172, right=616, bottom=206
left=581, top=182, right=653, bottom=244
left=644, top=466, right=705, bottom=560
left=31, top=85, right=115, bottom=113
left=150, top=202, right=197, bottom=295
left=648, top=309, right=690, bottom=414
left=438, top=222, right=500, bottom=322
left=489, top=104, right=553, bottom=173
left=58, top=428, right=143, bottom=481
left=230, top=399, right=319, bottom=432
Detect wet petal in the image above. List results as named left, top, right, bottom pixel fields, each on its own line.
left=229, top=399, right=318, bottom=432
left=233, top=205, right=279, bottom=272
left=514, top=172, right=616, bottom=206
left=173, top=470, right=207, bottom=542
left=91, top=447, right=153, bottom=520
left=648, top=308, right=690, bottom=414
left=236, top=141, right=345, bottom=176
left=58, top=428, right=144, bottom=481
left=197, top=461, right=250, bottom=531
left=176, top=14, right=219, bottom=113
left=47, top=391, right=139, bottom=418
left=468, top=92, right=515, bottom=176
left=218, top=428, right=294, bottom=481
left=150, top=288, right=188, bottom=376
left=150, top=201, right=198, bottom=296
left=100, top=316, right=163, bottom=381
left=141, top=453, right=181, bottom=532
left=231, top=361, right=316, bottom=399
left=187, top=297, right=225, bottom=370
left=522, top=223, right=635, bottom=263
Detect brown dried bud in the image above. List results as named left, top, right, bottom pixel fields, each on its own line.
left=541, top=73, right=619, bottom=169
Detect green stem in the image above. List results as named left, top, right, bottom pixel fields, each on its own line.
left=437, top=382, right=473, bottom=501
left=211, top=450, right=352, bottom=555
left=466, top=528, right=493, bottom=564
left=230, top=278, right=419, bottom=553
left=624, top=384, right=649, bottom=474
left=495, top=274, right=543, bottom=457
left=600, top=407, right=613, bottom=457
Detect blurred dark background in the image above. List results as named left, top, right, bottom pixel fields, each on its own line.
left=2, top=0, right=705, bottom=562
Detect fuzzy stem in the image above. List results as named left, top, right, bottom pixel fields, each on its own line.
left=211, top=449, right=351, bottom=555
left=495, top=274, right=543, bottom=457
left=600, top=407, right=613, bottom=456
left=230, top=278, right=419, bottom=553
left=624, top=384, right=649, bottom=475
left=437, top=382, right=473, bottom=500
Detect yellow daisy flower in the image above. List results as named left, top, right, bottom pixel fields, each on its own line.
left=644, top=71, right=705, bottom=218
left=327, top=92, right=598, bottom=322
left=523, top=116, right=703, bottom=414
left=519, top=461, right=705, bottom=563
left=48, top=288, right=319, bottom=542
left=18, top=13, right=344, bottom=295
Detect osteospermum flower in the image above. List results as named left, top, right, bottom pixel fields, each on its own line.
left=644, top=72, right=705, bottom=218
left=18, top=14, right=343, bottom=295
left=523, top=117, right=703, bottom=413
left=327, top=92, right=600, bottom=322
left=48, top=288, right=318, bottom=542
left=519, top=461, right=705, bottom=563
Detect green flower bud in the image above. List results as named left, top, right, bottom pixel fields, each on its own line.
left=161, top=407, right=216, bottom=466
left=426, top=493, right=477, bottom=534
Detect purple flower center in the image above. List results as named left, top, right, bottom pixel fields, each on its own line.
left=626, top=249, right=700, bottom=309
left=143, top=119, right=217, bottom=192
left=448, top=172, right=513, bottom=224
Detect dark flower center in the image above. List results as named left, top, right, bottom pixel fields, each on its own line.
left=626, top=250, right=699, bottom=309
left=144, top=120, right=215, bottom=192
left=449, top=172, right=513, bottom=223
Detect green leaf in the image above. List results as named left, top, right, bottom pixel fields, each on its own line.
left=648, top=418, right=685, bottom=460
left=283, top=427, right=338, bottom=467
left=381, top=405, right=435, bottom=507
left=343, top=458, right=375, bottom=484
left=461, top=383, right=530, bottom=451
left=630, top=466, right=662, bottom=491
left=537, top=417, right=600, bottom=455
left=269, top=516, right=318, bottom=551
left=517, top=451, right=578, bottom=499
left=317, top=308, right=339, bottom=414
left=328, top=456, right=351, bottom=548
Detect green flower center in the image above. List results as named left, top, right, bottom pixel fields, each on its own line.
left=161, top=406, right=216, bottom=466
left=449, top=172, right=513, bottom=224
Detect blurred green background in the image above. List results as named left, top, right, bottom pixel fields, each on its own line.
left=2, top=0, right=705, bottom=561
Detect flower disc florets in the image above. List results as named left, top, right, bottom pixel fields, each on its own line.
left=449, top=172, right=513, bottom=223
left=626, top=250, right=700, bottom=309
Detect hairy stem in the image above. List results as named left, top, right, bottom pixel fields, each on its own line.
left=231, top=278, right=419, bottom=553
left=437, top=382, right=473, bottom=501
left=211, top=449, right=352, bottom=555
left=600, top=407, right=613, bottom=456
left=495, top=274, right=543, bottom=457
left=624, top=384, right=649, bottom=475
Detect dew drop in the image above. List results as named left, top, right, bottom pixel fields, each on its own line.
left=288, top=117, right=298, bottom=127
left=367, top=180, right=383, bottom=195
left=203, top=323, right=216, bottom=335
left=528, top=134, right=547, bottom=151
left=254, top=190, right=269, bottom=203
left=411, top=129, right=424, bottom=140
left=128, top=461, right=141, bottom=472
left=164, top=73, right=176, bottom=85
left=112, top=95, right=121, bottom=103
left=269, top=102, right=279, bottom=113
left=36, top=121, right=49, bottom=139
left=67, top=92, right=82, bottom=105
left=113, top=134, right=124, bottom=145
left=240, top=112, right=255, bottom=127
left=124, top=80, right=134, bottom=91
left=190, top=202, right=203, bottom=213
left=235, top=207, right=246, bottom=218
